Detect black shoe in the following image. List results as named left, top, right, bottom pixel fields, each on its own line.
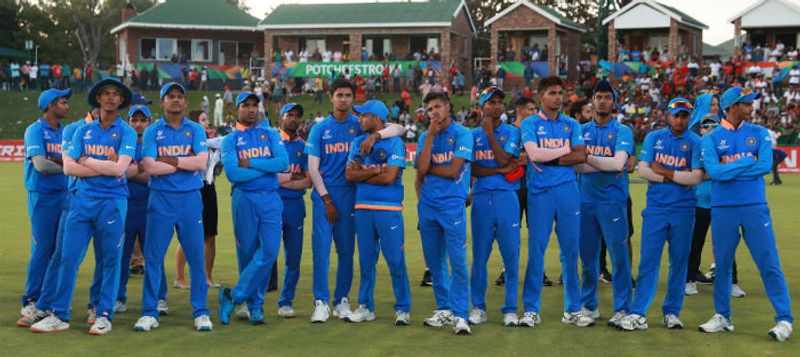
left=267, top=284, right=278, bottom=292
left=494, top=272, right=505, bottom=286
left=558, top=275, right=563, bottom=285
left=599, top=269, right=613, bottom=284
left=130, top=265, right=144, bottom=275
left=631, top=278, right=636, bottom=289
left=694, top=271, right=713, bottom=285
left=420, top=269, right=432, bottom=287
left=542, top=274, right=554, bottom=287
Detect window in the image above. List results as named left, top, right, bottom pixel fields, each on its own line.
left=365, top=39, right=374, bottom=57
left=140, top=38, right=156, bottom=60
left=238, top=42, right=254, bottom=65
left=383, top=38, right=392, bottom=56
left=156, top=38, right=176, bottom=60
left=178, top=40, right=191, bottom=61
left=305, top=39, right=325, bottom=54
left=192, top=39, right=212, bottom=62
left=648, top=34, right=669, bottom=53
left=427, top=37, right=439, bottom=54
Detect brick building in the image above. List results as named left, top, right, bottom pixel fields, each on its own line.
left=111, top=0, right=263, bottom=67
left=603, top=0, right=707, bottom=63
left=485, top=0, right=586, bottom=82
left=729, top=0, right=800, bottom=59
left=258, top=0, right=475, bottom=78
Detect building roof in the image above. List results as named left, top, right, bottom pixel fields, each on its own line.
left=259, top=0, right=475, bottom=33
left=484, top=1, right=587, bottom=33
left=602, top=0, right=708, bottom=30
left=727, top=0, right=800, bottom=27
left=110, top=0, right=260, bottom=34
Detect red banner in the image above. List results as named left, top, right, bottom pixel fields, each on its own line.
left=778, top=146, right=798, bottom=174
left=0, top=140, right=25, bottom=162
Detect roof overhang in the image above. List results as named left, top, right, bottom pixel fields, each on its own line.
left=111, top=22, right=258, bottom=35
left=602, top=0, right=707, bottom=30
left=485, top=1, right=587, bottom=33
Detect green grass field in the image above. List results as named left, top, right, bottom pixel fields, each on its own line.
left=0, top=161, right=798, bottom=356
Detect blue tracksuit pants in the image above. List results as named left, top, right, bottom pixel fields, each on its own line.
left=310, top=187, right=355, bottom=304
left=355, top=209, right=411, bottom=313
left=580, top=203, right=632, bottom=313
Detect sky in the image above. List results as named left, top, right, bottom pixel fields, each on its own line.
left=243, top=0, right=769, bottom=46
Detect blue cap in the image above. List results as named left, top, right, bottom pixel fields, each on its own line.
left=159, top=82, right=186, bottom=100
left=353, top=100, right=389, bottom=122
left=88, top=78, right=132, bottom=109
left=593, top=79, right=618, bottom=102
left=280, top=102, right=304, bottom=118
left=38, top=88, right=71, bottom=112
left=478, top=86, right=505, bottom=106
left=721, top=86, right=760, bottom=109
left=131, top=92, right=152, bottom=105
left=235, top=91, right=260, bottom=108
left=667, top=97, right=693, bottom=116
left=127, top=104, right=151, bottom=120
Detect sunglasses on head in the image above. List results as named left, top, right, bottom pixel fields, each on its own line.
left=702, top=123, right=718, bottom=129
left=481, top=86, right=499, bottom=96
left=668, top=101, right=693, bottom=110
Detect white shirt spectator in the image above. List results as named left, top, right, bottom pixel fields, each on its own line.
left=789, top=68, right=800, bottom=85
left=767, top=129, right=781, bottom=149
left=29, top=65, right=37, bottom=80
left=638, top=77, right=651, bottom=91
left=709, top=61, right=721, bottom=77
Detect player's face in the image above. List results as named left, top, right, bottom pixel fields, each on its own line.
left=97, top=86, right=121, bottom=112
left=425, top=98, right=451, bottom=125
left=129, top=113, right=150, bottom=135
left=49, top=97, right=70, bottom=119
left=539, top=85, right=563, bottom=112
left=237, top=99, right=259, bottom=126
left=580, top=103, right=592, bottom=123
left=731, top=102, right=753, bottom=122
left=482, top=95, right=504, bottom=120
left=161, top=89, right=187, bottom=114
left=282, top=108, right=301, bottom=132
left=516, top=102, right=536, bottom=119
left=592, top=91, right=614, bottom=116
left=700, top=121, right=718, bottom=136
left=668, top=111, right=690, bottom=133
left=709, top=96, right=719, bottom=114
left=329, top=87, right=354, bottom=113
left=198, top=113, right=209, bottom=130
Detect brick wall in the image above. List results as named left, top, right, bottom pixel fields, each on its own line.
left=118, top=27, right=264, bottom=65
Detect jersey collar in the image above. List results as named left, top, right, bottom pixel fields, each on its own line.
left=235, top=122, right=255, bottom=131
left=280, top=129, right=301, bottom=142
left=721, top=118, right=744, bottom=131
left=37, top=117, right=61, bottom=131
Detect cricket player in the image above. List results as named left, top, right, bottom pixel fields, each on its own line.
left=276, top=102, right=312, bottom=318
left=619, top=97, right=704, bottom=331
left=218, top=92, right=289, bottom=326
left=30, top=78, right=136, bottom=335
left=698, top=86, right=793, bottom=341
left=519, top=76, right=593, bottom=327
left=574, top=80, right=633, bottom=327
left=304, top=78, right=403, bottom=322
left=416, top=91, right=473, bottom=335
left=134, top=82, right=212, bottom=332
left=343, top=100, right=411, bottom=325
left=116, top=104, right=168, bottom=314
left=18, top=89, right=70, bottom=325
left=468, top=87, right=522, bottom=327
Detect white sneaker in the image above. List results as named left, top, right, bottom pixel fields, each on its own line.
left=332, top=297, right=352, bottom=319
left=395, top=311, right=410, bottom=326
left=663, top=314, right=684, bottom=329
left=20, top=301, right=37, bottom=317
left=607, top=311, right=627, bottom=328
left=698, top=314, right=734, bottom=333
left=194, top=314, right=213, bottom=331
left=17, top=305, right=45, bottom=327
left=87, top=307, right=96, bottom=325
left=89, top=317, right=112, bottom=335
left=157, top=300, right=169, bottom=316
left=731, top=284, right=747, bottom=298
left=453, top=317, right=472, bottom=335
left=562, top=311, right=595, bottom=327
left=278, top=306, right=296, bottom=318
left=236, top=306, right=251, bottom=320
left=685, top=282, right=698, bottom=295
left=581, top=307, right=600, bottom=320
left=114, top=301, right=127, bottom=313
left=310, top=300, right=330, bottom=323
left=503, top=313, right=519, bottom=327
left=30, top=315, right=69, bottom=333
left=345, top=305, right=375, bottom=323
left=768, top=321, right=793, bottom=342
left=519, top=312, right=541, bottom=327
left=423, top=310, right=454, bottom=327
left=468, top=307, right=487, bottom=325
left=619, top=313, right=648, bottom=331
left=133, top=316, right=159, bottom=332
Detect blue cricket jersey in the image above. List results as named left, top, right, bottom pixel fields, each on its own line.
left=471, top=123, right=520, bottom=193
left=66, top=117, right=137, bottom=198
left=639, top=128, right=703, bottom=208
left=24, top=118, right=66, bottom=193
left=127, top=142, right=149, bottom=203
left=61, top=118, right=92, bottom=193
left=520, top=112, right=584, bottom=193
left=278, top=130, right=308, bottom=199
left=221, top=123, right=288, bottom=191
left=304, top=113, right=362, bottom=189
left=142, top=118, right=208, bottom=192
left=579, top=119, right=634, bottom=204
left=348, top=134, right=405, bottom=210
left=416, top=120, right=473, bottom=208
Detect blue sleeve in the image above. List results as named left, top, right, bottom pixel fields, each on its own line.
left=701, top=133, right=755, bottom=181
left=616, top=125, right=634, bottom=154
left=638, top=132, right=655, bottom=163
left=742, top=127, right=773, bottom=178
left=249, top=130, right=290, bottom=174
left=304, top=124, right=321, bottom=157
left=454, top=127, right=473, bottom=161
left=347, top=136, right=362, bottom=164
left=300, top=141, right=308, bottom=172
left=193, top=124, right=208, bottom=154
left=691, top=135, right=703, bottom=169
left=570, top=120, right=585, bottom=147
left=504, top=126, right=520, bottom=158
left=142, top=126, right=157, bottom=158
left=62, top=124, right=76, bottom=153
left=221, top=133, right=264, bottom=183
left=24, top=123, right=44, bottom=158
left=66, top=125, right=85, bottom=160
left=118, top=126, right=137, bottom=158
left=388, top=138, right=406, bottom=168
left=414, top=132, right=426, bottom=169
left=520, top=117, right=537, bottom=145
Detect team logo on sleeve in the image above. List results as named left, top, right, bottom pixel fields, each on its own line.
left=348, top=127, right=356, bottom=135
left=746, top=137, right=756, bottom=146
left=184, top=130, right=193, bottom=138
left=681, top=143, right=689, bottom=152
left=83, top=129, right=93, bottom=140
left=236, top=136, right=247, bottom=146
left=537, top=125, right=547, bottom=135
left=718, top=139, right=730, bottom=150
left=447, top=136, right=455, bottom=144
left=654, top=138, right=664, bottom=150
left=375, top=148, right=388, bottom=162
left=156, top=130, right=165, bottom=141
left=322, top=129, right=332, bottom=140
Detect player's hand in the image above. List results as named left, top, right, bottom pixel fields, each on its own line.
left=481, top=116, right=494, bottom=135
left=291, top=171, right=306, bottom=180
left=497, top=161, right=517, bottom=174
left=238, top=158, right=250, bottom=168
left=518, top=151, right=528, bottom=166
left=428, top=120, right=444, bottom=136
left=650, top=161, right=667, bottom=175
left=108, top=152, right=119, bottom=162
left=78, top=156, right=88, bottom=165
left=49, top=157, right=63, bottom=166
left=360, top=132, right=380, bottom=155
left=322, top=194, right=338, bottom=223
left=157, top=156, right=179, bottom=167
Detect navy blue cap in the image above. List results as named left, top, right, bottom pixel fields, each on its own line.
left=478, top=86, right=505, bottom=106
left=280, top=102, right=304, bottom=118
left=88, top=78, right=132, bottom=109
left=593, top=79, right=618, bottom=102
left=667, top=97, right=694, bottom=116
left=38, top=88, right=71, bottom=112
left=721, top=86, right=760, bottom=109
left=131, top=92, right=152, bottom=105
left=235, top=91, right=260, bottom=108
left=159, top=82, right=186, bottom=100
left=127, top=104, right=152, bottom=120
left=354, top=100, right=389, bottom=122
